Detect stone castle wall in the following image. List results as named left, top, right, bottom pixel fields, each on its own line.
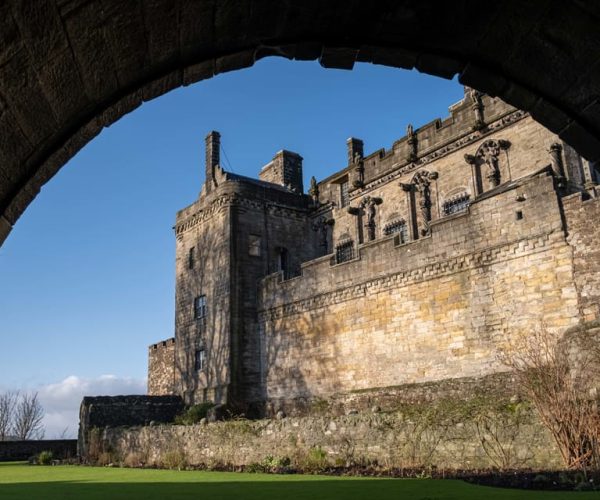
left=563, top=191, right=600, bottom=322
left=259, top=171, right=581, bottom=405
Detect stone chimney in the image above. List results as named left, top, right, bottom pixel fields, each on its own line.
left=205, top=130, right=220, bottom=192
left=346, top=137, right=364, bottom=165
left=259, top=150, right=304, bottom=193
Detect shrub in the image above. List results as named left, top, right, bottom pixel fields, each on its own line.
left=37, top=450, right=53, bottom=465
left=162, top=449, right=187, bottom=470
left=302, top=446, right=328, bottom=472
left=174, top=402, right=215, bottom=425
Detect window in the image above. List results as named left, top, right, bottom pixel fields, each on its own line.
left=339, top=180, right=349, bottom=208
left=248, top=234, right=261, bottom=256
left=194, top=349, right=206, bottom=371
left=384, top=220, right=408, bottom=243
left=194, top=295, right=207, bottom=319
left=188, top=246, right=195, bottom=269
left=335, top=240, right=354, bottom=264
left=443, top=193, right=470, bottom=216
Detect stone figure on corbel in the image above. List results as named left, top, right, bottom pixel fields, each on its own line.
left=352, top=151, right=365, bottom=188
left=406, top=123, right=418, bottom=163
left=412, top=170, right=438, bottom=236
left=311, top=216, right=335, bottom=253
left=308, top=176, right=320, bottom=203
left=464, top=139, right=511, bottom=194
left=469, top=88, right=485, bottom=131
left=360, top=196, right=383, bottom=241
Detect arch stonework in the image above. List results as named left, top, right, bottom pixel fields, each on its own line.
left=1, top=0, right=600, bottom=244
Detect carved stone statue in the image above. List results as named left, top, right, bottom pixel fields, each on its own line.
left=308, top=176, right=319, bottom=202
left=477, top=139, right=509, bottom=188
left=360, top=196, right=383, bottom=241
left=352, top=152, right=364, bottom=188
left=469, top=88, right=485, bottom=130
left=406, top=123, right=418, bottom=162
left=311, top=216, right=334, bottom=253
left=413, top=170, right=438, bottom=236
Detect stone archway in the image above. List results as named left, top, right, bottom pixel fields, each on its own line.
left=1, top=0, right=599, bottom=245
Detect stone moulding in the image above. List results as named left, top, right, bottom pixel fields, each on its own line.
left=258, top=231, right=559, bottom=322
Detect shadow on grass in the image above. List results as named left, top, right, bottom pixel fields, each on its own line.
left=0, top=476, right=598, bottom=500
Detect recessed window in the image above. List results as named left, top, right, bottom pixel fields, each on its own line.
left=443, top=193, right=470, bottom=216
left=248, top=234, right=261, bottom=256
left=339, top=180, right=349, bottom=208
left=383, top=220, right=408, bottom=243
left=515, top=210, right=523, bottom=220
left=194, top=295, right=207, bottom=319
left=194, top=349, right=206, bottom=371
left=335, top=240, right=354, bottom=264
left=188, top=246, right=195, bottom=269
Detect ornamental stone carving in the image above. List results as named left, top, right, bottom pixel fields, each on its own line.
left=360, top=196, right=383, bottom=241
left=413, top=170, right=438, bottom=236
left=476, top=139, right=510, bottom=188
left=406, top=123, right=418, bottom=163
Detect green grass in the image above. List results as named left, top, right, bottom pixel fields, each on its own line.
left=0, top=462, right=596, bottom=500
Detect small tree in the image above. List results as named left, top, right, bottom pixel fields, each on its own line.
left=501, top=327, right=600, bottom=470
left=13, top=392, right=44, bottom=440
left=0, top=391, right=18, bottom=440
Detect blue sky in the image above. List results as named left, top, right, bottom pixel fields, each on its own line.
left=0, top=58, right=463, bottom=436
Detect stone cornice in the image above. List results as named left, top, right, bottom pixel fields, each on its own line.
left=258, top=228, right=559, bottom=322
left=175, top=193, right=310, bottom=236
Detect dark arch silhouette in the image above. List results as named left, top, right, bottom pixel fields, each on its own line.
left=1, top=0, right=599, bottom=245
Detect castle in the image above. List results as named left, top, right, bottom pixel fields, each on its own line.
left=148, top=89, right=600, bottom=417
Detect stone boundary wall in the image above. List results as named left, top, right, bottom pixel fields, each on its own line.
left=0, top=440, right=76, bottom=462
left=78, top=395, right=184, bottom=456
left=97, top=406, right=561, bottom=471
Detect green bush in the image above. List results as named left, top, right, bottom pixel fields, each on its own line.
left=174, top=402, right=215, bottom=425
left=37, top=450, right=53, bottom=465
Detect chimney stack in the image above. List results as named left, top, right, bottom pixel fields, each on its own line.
left=205, top=130, right=220, bottom=192
left=347, top=137, right=364, bottom=165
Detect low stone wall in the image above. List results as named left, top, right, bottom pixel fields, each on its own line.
left=94, top=401, right=562, bottom=470
left=0, top=440, right=76, bottom=462
left=78, top=395, right=184, bottom=456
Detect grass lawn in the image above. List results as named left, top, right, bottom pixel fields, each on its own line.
left=0, top=462, right=597, bottom=500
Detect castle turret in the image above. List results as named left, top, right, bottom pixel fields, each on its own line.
left=204, top=130, right=220, bottom=193
left=259, top=150, right=304, bottom=193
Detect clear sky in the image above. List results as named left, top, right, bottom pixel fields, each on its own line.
left=0, top=57, right=464, bottom=436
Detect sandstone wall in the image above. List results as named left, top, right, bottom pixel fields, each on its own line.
left=563, top=192, right=600, bottom=322
left=259, top=171, right=581, bottom=403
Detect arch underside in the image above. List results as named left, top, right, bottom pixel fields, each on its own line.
left=1, top=0, right=599, bottom=245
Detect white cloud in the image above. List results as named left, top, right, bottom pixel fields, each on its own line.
left=34, top=375, right=146, bottom=439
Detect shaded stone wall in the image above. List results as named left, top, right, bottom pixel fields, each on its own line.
left=78, top=395, right=183, bottom=456
left=0, top=440, right=76, bottom=462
